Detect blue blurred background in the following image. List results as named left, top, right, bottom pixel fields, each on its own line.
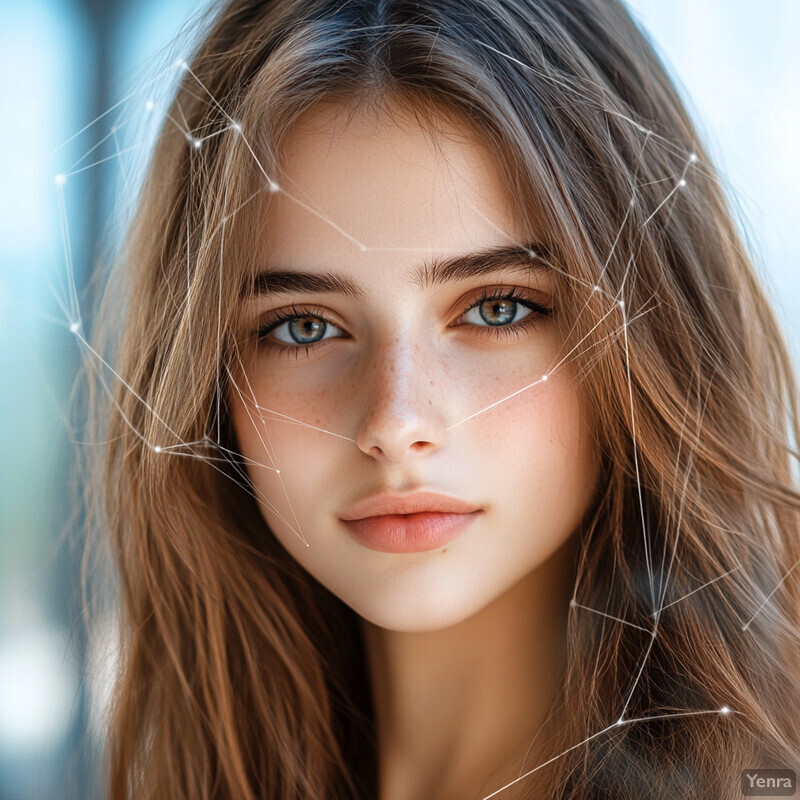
left=1, top=1, right=798, bottom=797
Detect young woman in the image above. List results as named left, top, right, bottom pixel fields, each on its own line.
left=86, top=0, right=800, bottom=797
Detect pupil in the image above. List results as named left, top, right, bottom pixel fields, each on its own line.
left=289, top=316, right=326, bottom=343
left=479, top=299, right=516, bottom=326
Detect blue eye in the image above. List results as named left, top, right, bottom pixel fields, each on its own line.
left=256, top=304, right=346, bottom=348
left=464, top=298, right=533, bottom=326
left=269, top=314, right=344, bottom=345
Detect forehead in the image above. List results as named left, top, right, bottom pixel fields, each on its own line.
left=261, top=98, right=527, bottom=278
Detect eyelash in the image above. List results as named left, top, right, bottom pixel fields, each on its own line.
left=255, top=287, right=552, bottom=357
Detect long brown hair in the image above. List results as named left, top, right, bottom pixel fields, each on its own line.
left=84, top=0, right=800, bottom=797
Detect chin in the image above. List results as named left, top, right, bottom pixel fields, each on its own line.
left=350, top=579, right=492, bottom=633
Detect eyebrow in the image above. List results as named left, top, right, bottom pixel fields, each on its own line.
left=251, top=244, right=553, bottom=300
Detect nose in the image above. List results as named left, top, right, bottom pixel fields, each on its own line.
left=355, top=337, right=447, bottom=463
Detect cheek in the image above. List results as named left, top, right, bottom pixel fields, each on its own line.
left=229, top=390, right=350, bottom=546
left=468, top=367, right=598, bottom=530
left=465, top=360, right=586, bottom=466
left=240, top=353, right=363, bottom=439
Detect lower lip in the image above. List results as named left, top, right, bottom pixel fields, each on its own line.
left=341, top=511, right=481, bottom=553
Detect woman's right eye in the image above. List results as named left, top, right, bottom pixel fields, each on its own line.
left=259, top=313, right=346, bottom=347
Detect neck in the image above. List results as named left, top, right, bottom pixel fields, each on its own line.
left=362, top=534, right=577, bottom=800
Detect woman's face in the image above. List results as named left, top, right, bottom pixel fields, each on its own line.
left=230, top=99, right=600, bottom=632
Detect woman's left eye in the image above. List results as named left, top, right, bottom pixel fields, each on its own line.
left=457, top=289, right=550, bottom=332
left=463, top=297, right=534, bottom=326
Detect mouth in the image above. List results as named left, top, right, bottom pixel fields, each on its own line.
left=340, top=490, right=481, bottom=519
left=339, top=491, right=483, bottom=553
left=340, top=511, right=481, bottom=553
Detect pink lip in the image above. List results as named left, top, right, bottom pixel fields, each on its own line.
left=339, top=491, right=482, bottom=553
left=341, top=512, right=481, bottom=553
left=340, top=491, right=480, bottom=520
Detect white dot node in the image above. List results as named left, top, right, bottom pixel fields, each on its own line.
left=592, top=285, right=600, bottom=292
left=154, top=445, right=162, bottom=453
left=618, top=300, right=625, bottom=308
left=69, top=322, right=79, bottom=333
left=679, top=179, right=686, bottom=187
left=689, top=152, right=698, bottom=163
left=569, top=598, right=576, bottom=607
left=192, top=138, right=202, bottom=150
left=54, top=174, right=66, bottom=185
left=230, top=121, right=242, bottom=133
left=175, top=59, right=188, bottom=70
left=145, top=100, right=154, bottom=111
left=615, top=718, right=625, bottom=726
left=268, top=181, right=280, bottom=192
left=720, top=706, right=730, bottom=715
left=527, top=249, right=537, bottom=258
left=275, top=469, right=281, bottom=474
left=629, top=197, right=636, bottom=207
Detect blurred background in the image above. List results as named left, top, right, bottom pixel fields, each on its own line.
left=1, top=1, right=798, bottom=797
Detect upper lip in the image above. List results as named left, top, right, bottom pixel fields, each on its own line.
left=339, top=491, right=481, bottom=521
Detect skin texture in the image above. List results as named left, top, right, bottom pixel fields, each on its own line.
left=230, top=99, right=601, bottom=799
